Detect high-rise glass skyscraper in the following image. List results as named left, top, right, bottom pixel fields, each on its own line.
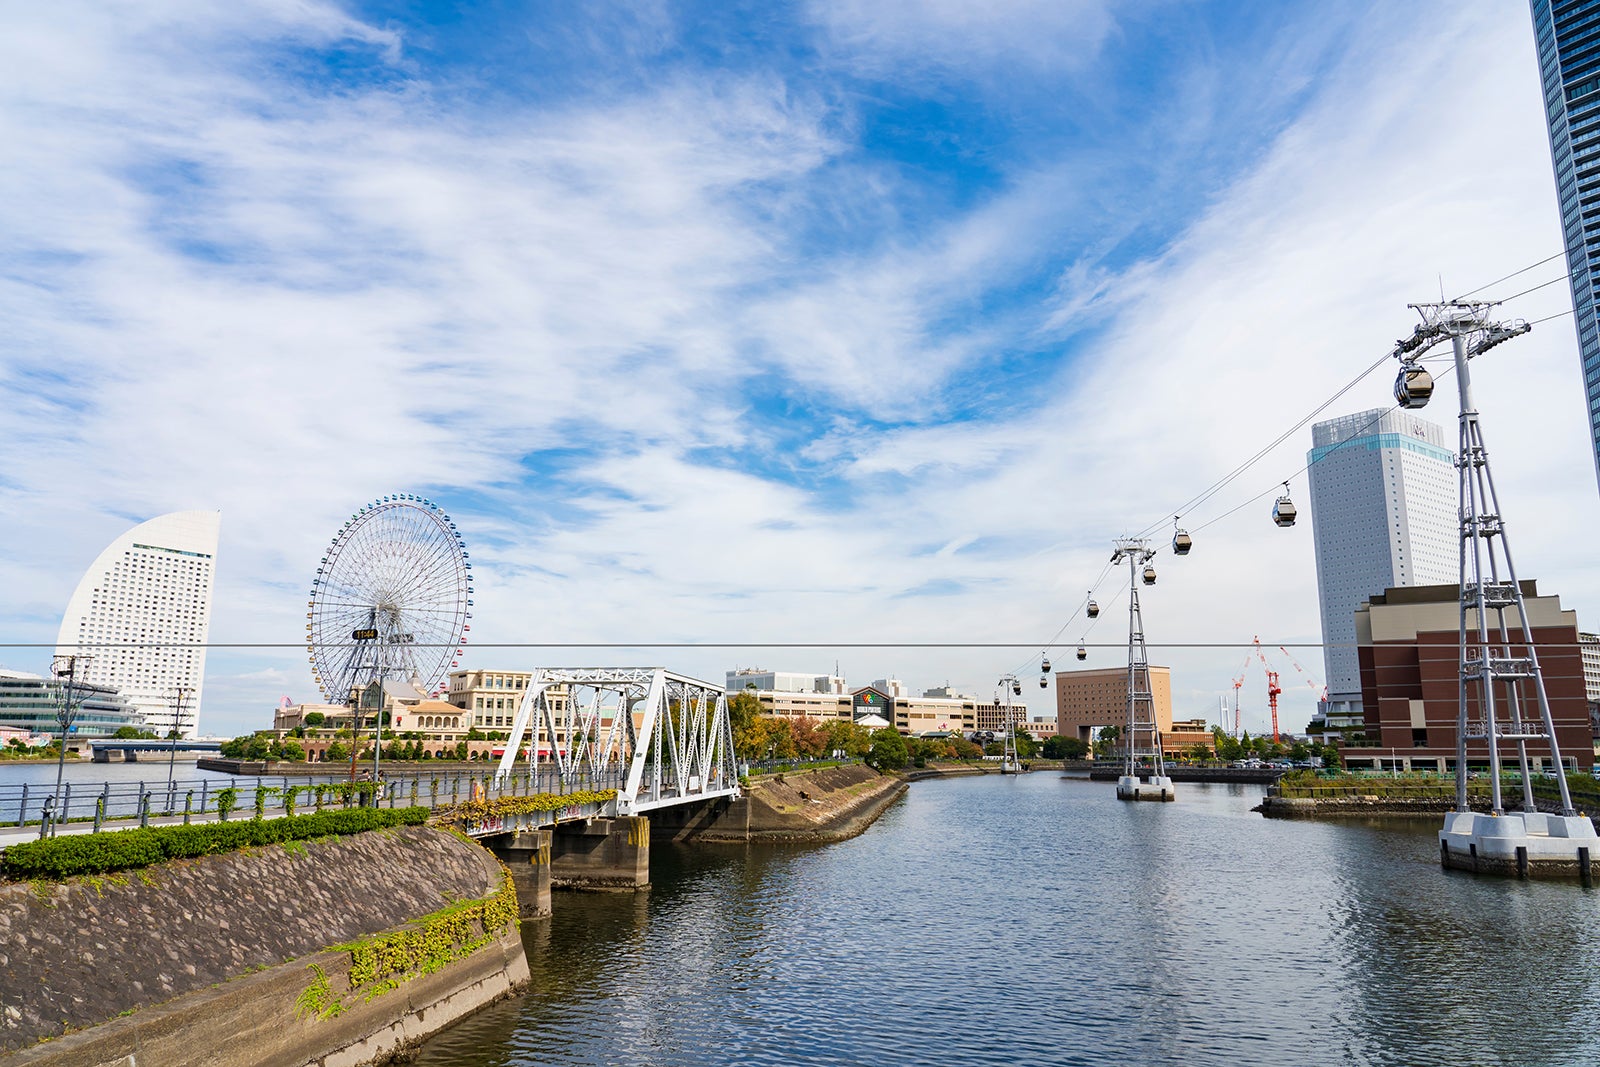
left=55, top=510, right=220, bottom=738
left=1307, top=410, right=1456, bottom=731
left=1530, top=0, right=1600, bottom=489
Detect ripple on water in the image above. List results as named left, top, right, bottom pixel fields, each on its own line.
left=414, top=775, right=1600, bottom=1067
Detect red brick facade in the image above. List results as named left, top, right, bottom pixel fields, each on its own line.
left=1344, top=584, right=1594, bottom=772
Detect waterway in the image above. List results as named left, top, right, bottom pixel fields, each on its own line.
left=415, top=772, right=1600, bottom=1067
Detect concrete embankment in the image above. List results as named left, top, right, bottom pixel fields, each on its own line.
left=0, top=825, right=528, bottom=1066
left=1259, top=792, right=1600, bottom=830
left=655, top=765, right=906, bottom=844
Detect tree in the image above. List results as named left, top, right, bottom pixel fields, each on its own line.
left=466, top=727, right=484, bottom=741
left=279, top=739, right=306, bottom=762
left=824, top=719, right=872, bottom=758
left=866, top=728, right=908, bottom=771
left=728, top=690, right=766, bottom=760
left=949, top=735, right=983, bottom=760
left=787, top=715, right=829, bottom=758
left=1013, top=730, right=1039, bottom=759
left=112, top=726, right=153, bottom=739
left=303, top=712, right=326, bottom=727
left=455, top=740, right=469, bottom=760
left=325, top=741, right=350, bottom=762
left=1211, top=726, right=1243, bottom=762
left=1044, top=735, right=1088, bottom=760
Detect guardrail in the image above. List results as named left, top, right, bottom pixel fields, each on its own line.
left=1, top=768, right=626, bottom=838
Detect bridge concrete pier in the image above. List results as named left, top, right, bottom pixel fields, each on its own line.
left=486, top=829, right=553, bottom=918
left=550, top=816, right=650, bottom=890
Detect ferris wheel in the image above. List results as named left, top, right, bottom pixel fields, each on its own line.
left=306, top=494, right=473, bottom=704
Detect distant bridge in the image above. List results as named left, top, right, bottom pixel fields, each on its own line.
left=88, top=739, right=223, bottom=762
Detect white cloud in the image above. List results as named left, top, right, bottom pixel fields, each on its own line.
left=2, top=0, right=1593, bottom=746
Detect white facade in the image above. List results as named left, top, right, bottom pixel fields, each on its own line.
left=55, top=510, right=220, bottom=739
left=1580, top=632, right=1600, bottom=704
left=1308, top=409, right=1454, bottom=725
left=725, top=668, right=847, bottom=694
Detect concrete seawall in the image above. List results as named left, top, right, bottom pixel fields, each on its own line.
left=0, top=826, right=528, bottom=1065
left=653, top=765, right=906, bottom=844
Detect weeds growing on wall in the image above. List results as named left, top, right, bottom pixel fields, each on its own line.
left=433, top=790, right=616, bottom=832
left=298, top=867, right=520, bottom=1019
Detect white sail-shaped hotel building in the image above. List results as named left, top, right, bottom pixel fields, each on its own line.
left=54, top=510, right=220, bottom=738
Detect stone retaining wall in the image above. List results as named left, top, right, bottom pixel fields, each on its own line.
left=0, top=825, right=511, bottom=1059
left=654, top=765, right=906, bottom=844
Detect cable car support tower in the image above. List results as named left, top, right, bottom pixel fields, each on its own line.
left=1389, top=301, right=1596, bottom=875
left=1111, top=537, right=1174, bottom=801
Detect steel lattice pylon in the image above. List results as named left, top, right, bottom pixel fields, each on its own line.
left=997, top=675, right=1022, bottom=774
left=1111, top=537, right=1170, bottom=797
left=1393, top=302, right=1575, bottom=817
left=494, top=667, right=739, bottom=815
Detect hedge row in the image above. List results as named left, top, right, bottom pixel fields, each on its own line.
left=2, top=806, right=430, bottom=881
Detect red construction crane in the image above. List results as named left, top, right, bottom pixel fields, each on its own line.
left=1228, top=655, right=1251, bottom=738
left=1252, top=636, right=1284, bottom=742
left=1277, top=645, right=1328, bottom=703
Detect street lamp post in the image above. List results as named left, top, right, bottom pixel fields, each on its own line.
left=166, top=686, right=190, bottom=812
left=49, top=654, right=90, bottom=833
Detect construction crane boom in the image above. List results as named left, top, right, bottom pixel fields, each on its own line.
left=1252, top=636, right=1284, bottom=743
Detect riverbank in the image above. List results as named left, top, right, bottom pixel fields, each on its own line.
left=0, top=824, right=528, bottom=1064
left=1257, top=772, right=1600, bottom=828
left=662, top=765, right=906, bottom=844
left=1259, top=792, right=1600, bottom=828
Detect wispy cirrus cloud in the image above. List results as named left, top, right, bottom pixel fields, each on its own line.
left=1, top=0, right=1592, bottom=741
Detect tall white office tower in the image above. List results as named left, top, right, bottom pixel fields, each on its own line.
left=1307, top=410, right=1455, bottom=732
left=55, top=511, right=221, bottom=738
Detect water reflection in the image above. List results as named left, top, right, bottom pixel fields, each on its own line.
left=416, top=775, right=1600, bottom=1067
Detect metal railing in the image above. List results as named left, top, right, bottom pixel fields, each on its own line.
left=2, top=767, right=627, bottom=838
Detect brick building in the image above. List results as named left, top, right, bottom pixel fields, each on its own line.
left=1054, top=666, right=1173, bottom=744
left=1343, top=582, right=1594, bottom=773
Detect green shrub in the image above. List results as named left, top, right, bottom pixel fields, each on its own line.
left=2, top=807, right=429, bottom=881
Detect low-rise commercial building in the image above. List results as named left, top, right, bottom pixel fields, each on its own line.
left=1343, top=582, right=1593, bottom=772
left=726, top=668, right=852, bottom=720
left=0, top=669, right=144, bottom=744
left=850, top=681, right=1022, bottom=737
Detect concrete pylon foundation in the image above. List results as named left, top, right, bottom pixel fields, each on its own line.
left=1439, top=810, right=1597, bottom=881
left=550, top=816, right=650, bottom=890
left=487, top=828, right=553, bottom=918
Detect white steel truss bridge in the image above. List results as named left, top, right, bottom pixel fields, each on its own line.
left=492, top=667, right=740, bottom=816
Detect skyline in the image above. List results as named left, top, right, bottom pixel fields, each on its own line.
left=3, top=1, right=1599, bottom=738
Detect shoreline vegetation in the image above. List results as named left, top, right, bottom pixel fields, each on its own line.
left=1259, top=769, right=1600, bottom=824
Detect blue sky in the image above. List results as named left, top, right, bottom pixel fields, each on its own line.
left=2, top=0, right=1597, bottom=738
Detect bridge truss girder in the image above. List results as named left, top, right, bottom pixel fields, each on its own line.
left=493, top=667, right=740, bottom=815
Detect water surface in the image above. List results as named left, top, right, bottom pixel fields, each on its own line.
left=413, top=773, right=1597, bottom=1066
